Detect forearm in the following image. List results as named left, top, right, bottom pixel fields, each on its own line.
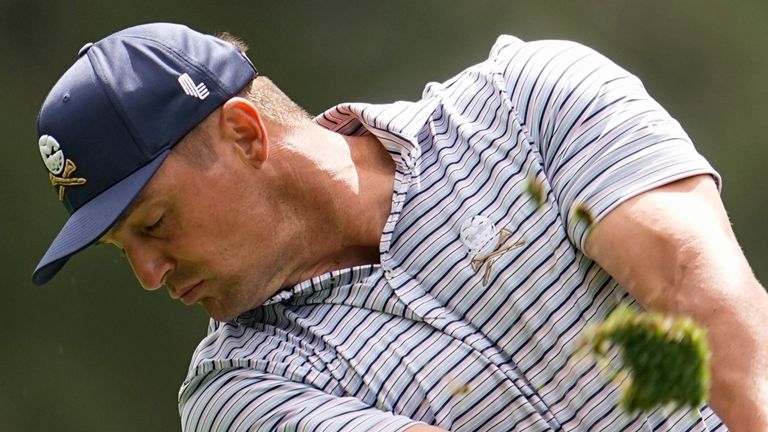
left=703, top=290, right=768, bottom=430
left=664, top=240, right=768, bottom=431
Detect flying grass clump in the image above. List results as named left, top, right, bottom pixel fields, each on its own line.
left=581, top=305, right=711, bottom=414
left=524, top=176, right=546, bottom=210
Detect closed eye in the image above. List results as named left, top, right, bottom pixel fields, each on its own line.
left=145, top=214, right=165, bottom=233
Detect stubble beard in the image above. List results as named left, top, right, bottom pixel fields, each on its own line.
left=201, top=274, right=270, bottom=321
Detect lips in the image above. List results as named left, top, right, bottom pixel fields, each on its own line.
left=171, top=280, right=203, bottom=304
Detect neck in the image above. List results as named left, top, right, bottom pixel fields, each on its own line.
left=272, top=124, right=396, bottom=285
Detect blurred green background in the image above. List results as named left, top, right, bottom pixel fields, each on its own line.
left=2, top=1, right=766, bottom=430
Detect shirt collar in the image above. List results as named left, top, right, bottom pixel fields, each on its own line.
left=313, top=98, right=438, bottom=165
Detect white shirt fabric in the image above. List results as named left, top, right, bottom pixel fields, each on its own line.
left=179, top=35, right=725, bottom=431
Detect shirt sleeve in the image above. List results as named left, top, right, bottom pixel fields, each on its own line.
left=179, top=367, right=423, bottom=432
left=490, top=36, right=721, bottom=251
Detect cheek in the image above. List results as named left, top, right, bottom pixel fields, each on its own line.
left=180, top=212, right=261, bottom=271
left=174, top=175, right=277, bottom=274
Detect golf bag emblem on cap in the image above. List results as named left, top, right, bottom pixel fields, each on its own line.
left=38, top=134, right=87, bottom=201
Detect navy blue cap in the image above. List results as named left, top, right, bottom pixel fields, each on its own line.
left=33, top=23, right=257, bottom=285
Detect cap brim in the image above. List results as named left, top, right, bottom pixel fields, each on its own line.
left=32, top=150, right=171, bottom=285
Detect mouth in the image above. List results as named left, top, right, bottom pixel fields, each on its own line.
left=171, top=280, right=204, bottom=305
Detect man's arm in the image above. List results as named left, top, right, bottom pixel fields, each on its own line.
left=180, top=368, right=434, bottom=431
left=585, top=174, right=768, bottom=431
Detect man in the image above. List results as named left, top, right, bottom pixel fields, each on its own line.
left=33, top=22, right=767, bottom=431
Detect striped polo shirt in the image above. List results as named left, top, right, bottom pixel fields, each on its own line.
left=178, top=35, right=725, bottom=431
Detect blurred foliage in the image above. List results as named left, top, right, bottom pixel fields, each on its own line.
left=2, top=1, right=766, bottom=430
left=582, top=305, right=711, bottom=414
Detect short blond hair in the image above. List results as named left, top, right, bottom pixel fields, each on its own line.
left=175, top=33, right=313, bottom=169
left=218, top=32, right=312, bottom=127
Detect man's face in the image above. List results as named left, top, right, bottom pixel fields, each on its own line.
left=100, top=129, right=295, bottom=321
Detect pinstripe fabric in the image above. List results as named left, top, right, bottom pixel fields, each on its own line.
left=178, top=36, right=726, bottom=431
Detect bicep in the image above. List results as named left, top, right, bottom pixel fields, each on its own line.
left=584, top=174, right=756, bottom=313
left=180, top=368, right=424, bottom=432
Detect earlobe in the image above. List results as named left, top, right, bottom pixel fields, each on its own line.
left=220, top=97, right=269, bottom=165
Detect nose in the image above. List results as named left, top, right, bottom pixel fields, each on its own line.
left=123, top=240, right=174, bottom=291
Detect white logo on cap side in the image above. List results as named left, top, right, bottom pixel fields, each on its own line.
left=178, top=73, right=209, bottom=100
left=39, top=135, right=65, bottom=175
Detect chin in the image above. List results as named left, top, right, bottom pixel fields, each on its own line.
left=201, top=298, right=241, bottom=322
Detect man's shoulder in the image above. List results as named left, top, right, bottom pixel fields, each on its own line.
left=487, top=34, right=526, bottom=59
left=486, top=34, right=608, bottom=70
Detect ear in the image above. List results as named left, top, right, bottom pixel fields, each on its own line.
left=219, top=97, right=269, bottom=166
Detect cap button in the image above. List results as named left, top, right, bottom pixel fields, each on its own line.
left=77, top=42, right=94, bottom=57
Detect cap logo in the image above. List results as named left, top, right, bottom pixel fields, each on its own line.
left=178, top=73, right=209, bottom=100
left=38, top=135, right=87, bottom=201
left=39, top=134, right=65, bottom=175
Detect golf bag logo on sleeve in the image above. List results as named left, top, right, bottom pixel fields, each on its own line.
left=38, top=134, right=87, bottom=201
